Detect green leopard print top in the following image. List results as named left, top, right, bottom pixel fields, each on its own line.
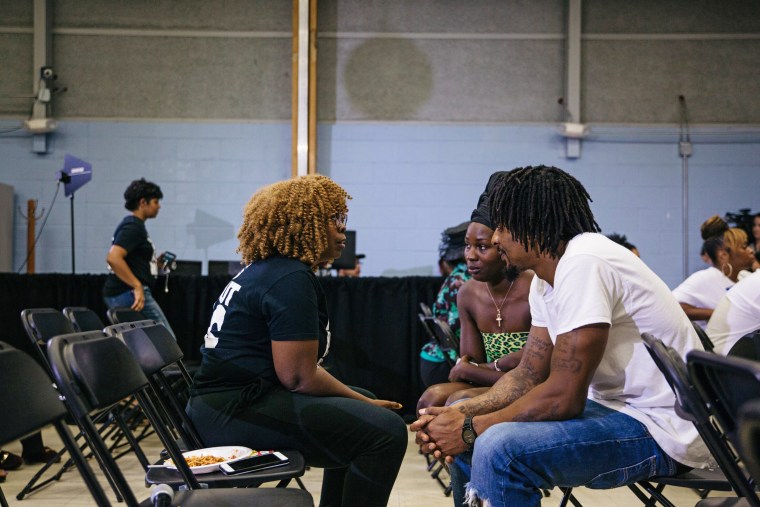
left=480, top=331, right=529, bottom=363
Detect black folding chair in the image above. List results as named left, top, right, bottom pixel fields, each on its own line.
left=639, top=334, right=749, bottom=506
left=106, top=306, right=147, bottom=325
left=0, top=341, right=113, bottom=506
left=103, top=320, right=307, bottom=490
left=18, top=308, right=148, bottom=500
left=727, top=330, right=760, bottom=361
left=693, top=322, right=715, bottom=352
left=62, top=306, right=106, bottom=332
left=687, top=350, right=760, bottom=506
left=47, top=331, right=313, bottom=506
left=739, top=400, right=760, bottom=486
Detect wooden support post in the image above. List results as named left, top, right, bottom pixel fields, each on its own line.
left=27, top=199, right=37, bottom=273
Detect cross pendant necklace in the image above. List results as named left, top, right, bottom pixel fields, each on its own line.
left=485, top=280, right=514, bottom=329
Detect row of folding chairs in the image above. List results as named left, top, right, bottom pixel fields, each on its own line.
left=13, top=306, right=153, bottom=501
left=3, top=306, right=311, bottom=506
left=0, top=331, right=311, bottom=506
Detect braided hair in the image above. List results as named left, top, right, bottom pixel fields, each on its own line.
left=237, top=174, right=351, bottom=267
left=487, top=165, right=600, bottom=258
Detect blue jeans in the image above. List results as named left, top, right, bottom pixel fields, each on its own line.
left=103, top=286, right=176, bottom=340
left=449, top=400, right=681, bottom=507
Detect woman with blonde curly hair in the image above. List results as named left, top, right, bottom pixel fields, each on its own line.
left=672, top=215, right=755, bottom=327
left=188, top=175, right=407, bottom=507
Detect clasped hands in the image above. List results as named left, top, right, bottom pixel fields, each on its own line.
left=410, top=405, right=469, bottom=463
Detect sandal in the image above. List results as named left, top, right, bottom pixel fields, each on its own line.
left=0, top=469, right=6, bottom=483
left=0, top=450, right=23, bottom=470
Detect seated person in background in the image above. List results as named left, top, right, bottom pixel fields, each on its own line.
left=187, top=175, right=407, bottom=507
left=438, top=257, right=454, bottom=277
left=706, top=269, right=760, bottom=355
left=418, top=173, right=532, bottom=413
left=751, top=212, right=760, bottom=271
left=338, top=253, right=364, bottom=277
left=412, top=166, right=709, bottom=507
left=672, top=215, right=755, bottom=327
left=420, top=221, right=472, bottom=388
left=606, top=232, right=640, bottom=257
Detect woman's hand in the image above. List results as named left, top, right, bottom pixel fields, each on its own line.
left=369, top=399, right=403, bottom=410
left=449, top=355, right=477, bottom=382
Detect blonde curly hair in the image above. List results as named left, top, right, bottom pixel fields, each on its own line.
left=237, top=174, right=351, bottom=267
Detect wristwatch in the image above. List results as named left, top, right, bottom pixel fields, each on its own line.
left=461, top=416, right=478, bottom=449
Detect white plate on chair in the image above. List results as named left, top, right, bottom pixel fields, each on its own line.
left=164, top=446, right=254, bottom=474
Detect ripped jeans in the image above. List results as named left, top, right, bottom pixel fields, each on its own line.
left=449, top=400, right=681, bottom=507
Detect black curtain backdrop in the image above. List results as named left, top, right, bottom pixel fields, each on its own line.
left=0, top=273, right=441, bottom=418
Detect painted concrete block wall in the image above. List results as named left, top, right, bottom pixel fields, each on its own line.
left=1, top=119, right=758, bottom=289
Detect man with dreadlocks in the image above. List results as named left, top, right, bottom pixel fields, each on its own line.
left=188, top=174, right=407, bottom=507
left=412, top=166, right=709, bottom=507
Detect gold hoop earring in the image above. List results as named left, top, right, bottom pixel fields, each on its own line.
left=721, top=263, right=733, bottom=279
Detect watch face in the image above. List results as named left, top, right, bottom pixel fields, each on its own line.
left=462, top=429, right=476, bottom=445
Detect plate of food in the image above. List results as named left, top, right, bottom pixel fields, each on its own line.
left=164, top=446, right=254, bottom=474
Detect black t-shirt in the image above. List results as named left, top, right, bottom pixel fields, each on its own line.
left=103, top=215, right=156, bottom=296
left=190, top=256, right=330, bottom=395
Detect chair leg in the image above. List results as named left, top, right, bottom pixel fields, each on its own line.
left=0, top=485, right=9, bottom=507
left=559, top=487, right=584, bottom=507
left=628, top=482, right=676, bottom=507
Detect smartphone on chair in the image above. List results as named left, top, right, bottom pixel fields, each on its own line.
left=219, top=451, right=289, bottom=475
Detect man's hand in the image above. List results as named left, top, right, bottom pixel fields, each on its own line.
left=411, top=413, right=438, bottom=455
left=418, top=406, right=470, bottom=460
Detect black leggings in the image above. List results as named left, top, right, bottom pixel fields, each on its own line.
left=187, top=386, right=408, bottom=507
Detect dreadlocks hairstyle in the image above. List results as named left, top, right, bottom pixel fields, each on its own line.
left=237, top=174, right=351, bottom=267
left=487, top=165, right=600, bottom=258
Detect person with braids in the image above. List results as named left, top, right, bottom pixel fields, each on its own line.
left=417, top=172, right=532, bottom=413
left=187, top=175, right=407, bottom=507
left=672, top=215, right=755, bottom=328
left=412, top=165, right=708, bottom=507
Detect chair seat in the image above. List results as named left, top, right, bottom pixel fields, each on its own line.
left=646, top=467, right=733, bottom=491
left=137, top=486, right=313, bottom=506
left=145, top=449, right=306, bottom=488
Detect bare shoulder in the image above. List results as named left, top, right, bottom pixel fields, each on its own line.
left=457, top=279, right=481, bottom=309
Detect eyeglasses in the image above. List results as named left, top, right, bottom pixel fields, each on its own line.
left=330, top=212, right=348, bottom=228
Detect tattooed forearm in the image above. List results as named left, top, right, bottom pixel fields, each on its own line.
left=459, top=368, right=538, bottom=416
left=456, top=328, right=553, bottom=417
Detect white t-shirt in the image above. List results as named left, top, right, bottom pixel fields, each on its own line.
left=672, top=267, right=734, bottom=328
left=529, top=233, right=710, bottom=468
left=706, top=270, right=760, bottom=355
